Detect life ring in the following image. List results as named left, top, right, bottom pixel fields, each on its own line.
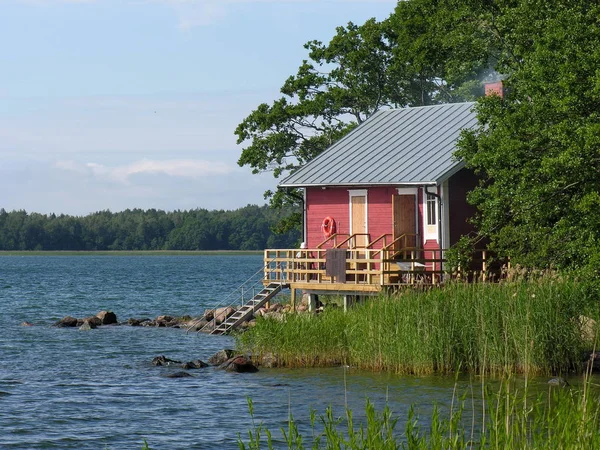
left=321, top=216, right=336, bottom=238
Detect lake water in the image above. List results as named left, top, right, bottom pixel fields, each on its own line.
left=0, top=255, right=552, bottom=449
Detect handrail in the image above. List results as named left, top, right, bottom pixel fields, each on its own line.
left=334, top=233, right=371, bottom=249
left=382, top=233, right=418, bottom=251
left=367, top=234, right=392, bottom=249
left=191, top=255, right=282, bottom=334
left=316, top=233, right=350, bottom=249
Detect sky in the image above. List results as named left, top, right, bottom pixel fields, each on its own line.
left=0, top=0, right=397, bottom=215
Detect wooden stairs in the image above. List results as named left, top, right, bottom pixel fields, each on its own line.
left=210, top=282, right=285, bottom=335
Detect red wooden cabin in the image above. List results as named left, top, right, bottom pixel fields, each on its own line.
left=264, top=102, right=488, bottom=304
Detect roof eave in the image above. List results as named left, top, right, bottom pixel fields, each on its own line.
left=278, top=181, right=438, bottom=189
left=434, top=159, right=466, bottom=184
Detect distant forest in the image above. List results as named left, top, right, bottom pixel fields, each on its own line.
left=0, top=205, right=300, bottom=251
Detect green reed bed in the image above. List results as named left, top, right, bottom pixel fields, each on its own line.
left=238, top=377, right=600, bottom=449
left=237, top=277, right=597, bottom=376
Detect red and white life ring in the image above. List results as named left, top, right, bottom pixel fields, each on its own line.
left=321, top=216, right=336, bottom=238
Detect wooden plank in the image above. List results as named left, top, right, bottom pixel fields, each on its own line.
left=351, top=195, right=367, bottom=248
left=392, top=195, right=416, bottom=248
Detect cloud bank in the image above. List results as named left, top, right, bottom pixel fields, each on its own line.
left=55, top=158, right=236, bottom=184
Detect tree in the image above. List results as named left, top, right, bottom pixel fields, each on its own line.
left=235, top=2, right=496, bottom=232
left=235, top=19, right=404, bottom=232
left=455, top=0, right=600, bottom=270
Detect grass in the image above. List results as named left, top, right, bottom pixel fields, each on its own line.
left=238, top=375, right=600, bottom=449
left=237, top=276, right=599, bottom=376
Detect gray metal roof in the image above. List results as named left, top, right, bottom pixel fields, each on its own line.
left=279, top=102, right=477, bottom=188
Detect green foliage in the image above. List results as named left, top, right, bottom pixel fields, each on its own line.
left=238, top=277, right=594, bottom=376
left=236, top=2, right=495, bottom=230
left=455, top=1, right=600, bottom=271
left=0, top=205, right=300, bottom=251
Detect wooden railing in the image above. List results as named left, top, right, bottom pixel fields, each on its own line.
left=263, top=247, right=492, bottom=287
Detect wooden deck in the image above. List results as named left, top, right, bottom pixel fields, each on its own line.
left=263, top=245, right=490, bottom=295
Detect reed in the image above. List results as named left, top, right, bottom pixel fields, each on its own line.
left=238, top=376, right=600, bottom=449
left=237, top=276, right=598, bottom=375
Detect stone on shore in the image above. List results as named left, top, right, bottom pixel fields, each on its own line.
left=214, top=307, right=235, bottom=325
left=184, top=318, right=208, bottom=332
left=208, top=349, right=235, bottom=366
left=260, top=352, right=279, bottom=368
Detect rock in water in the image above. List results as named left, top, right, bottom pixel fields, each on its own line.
left=219, top=356, right=259, bottom=373
left=96, top=311, right=118, bottom=325
left=151, top=355, right=182, bottom=366
left=20, top=321, right=34, bottom=327
left=208, top=349, right=235, bottom=366
left=79, top=320, right=96, bottom=331
left=548, top=377, right=570, bottom=387
left=181, top=360, right=208, bottom=369
left=54, top=316, right=78, bottom=327
left=78, top=316, right=102, bottom=327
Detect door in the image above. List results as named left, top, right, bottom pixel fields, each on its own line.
left=392, top=194, right=416, bottom=251
left=350, top=194, right=367, bottom=248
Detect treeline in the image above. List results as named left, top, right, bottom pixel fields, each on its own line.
left=0, top=205, right=300, bottom=251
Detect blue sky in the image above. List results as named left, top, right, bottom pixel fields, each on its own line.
left=1, top=0, right=397, bottom=215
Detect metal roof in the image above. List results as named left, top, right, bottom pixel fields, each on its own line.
left=279, top=102, right=477, bottom=188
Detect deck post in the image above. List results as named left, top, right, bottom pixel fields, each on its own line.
left=290, top=287, right=296, bottom=312
left=482, top=250, right=487, bottom=282
left=308, top=294, right=318, bottom=312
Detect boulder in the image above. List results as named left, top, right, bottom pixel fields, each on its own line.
left=79, top=316, right=102, bottom=327
left=268, top=303, right=284, bottom=312
left=165, top=371, right=193, bottom=378
left=151, top=355, right=182, bottom=366
left=185, top=319, right=208, bottom=332
left=20, top=321, right=34, bottom=326
left=96, top=311, right=118, bottom=325
left=260, top=352, right=279, bottom=368
left=79, top=319, right=97, bottom=331
left=214, top=307, right=235, bottom=325
left=208, top=349, right=235, bottom=366
left=54, top=316, right=78, bottom=328
left=219, top=356, right=259, bottom=373
left=127, top=318, right=151, bottom=326
left=156, top=315, right=174, bottom=323
left=548, top=377, right=570, bottom=387
left=203, top=309, right=215, bottom=321
left=182, top=360, right=209, bottom=369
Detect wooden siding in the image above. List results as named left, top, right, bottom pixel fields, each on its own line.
left=306, top=187, right=402, bottom=248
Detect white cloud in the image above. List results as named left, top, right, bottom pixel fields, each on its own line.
left=55, top=158, right=236, bottom=184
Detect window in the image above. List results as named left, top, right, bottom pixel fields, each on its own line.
left=426, top=194, right=437, bottom=226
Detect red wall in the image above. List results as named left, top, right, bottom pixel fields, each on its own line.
left=306, top=186, right=412, bottom=249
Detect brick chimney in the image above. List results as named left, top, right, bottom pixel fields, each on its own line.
left=484, top=81, right=504, bottom=98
